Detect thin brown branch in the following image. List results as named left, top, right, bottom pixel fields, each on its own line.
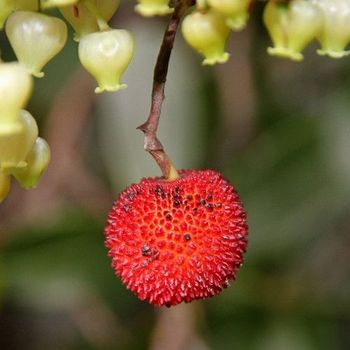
left=137, top=0, right=194, bottom=180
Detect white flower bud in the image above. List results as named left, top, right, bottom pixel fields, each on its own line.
left=135, top=0, right=173, bottom=17
left=60, top=3, right=99, bottom=41
left=264, top=0, right=322, bottom=61
left=5, top=11, right=68, bottom=77
left=207, top=0, right=251, bottom=30
left=0, top=0, right=15, bottom=29
left=60, top=0, right=120, bottom=41
left=78, top=29, right=135, bottom=93
left=0, top=171, right=10, bottom=203
left=89, top=0, right=120, bottom=23
left=0, top=62, right=33, bottom=131
left=181, top=10, right=230, bottom=65
left=0, top=0, right=38, bottom=28
left=313, top=0, right=350, bottom=58
left=0, top=109, right=38, bottom=173
left=13, top=137, right=50, bottom=189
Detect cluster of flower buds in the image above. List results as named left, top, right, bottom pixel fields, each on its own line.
left=180, top=0, right=251, bottom=65
left=264, top=0, right=350, bottom=61
left=0, top=0, right=135, bottom=92
left=1, top=0, right=350, bottom=202
left=135, top=0, right=252, bottom=66
left=0, top=62, right=50, bottom=202
left=0, top=0, right=137, bottom=201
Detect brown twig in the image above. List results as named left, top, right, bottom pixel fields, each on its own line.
left=137, top=0, right=195, bottom=180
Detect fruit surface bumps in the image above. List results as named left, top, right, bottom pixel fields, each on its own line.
left=105, top=169, right=248, bottom=307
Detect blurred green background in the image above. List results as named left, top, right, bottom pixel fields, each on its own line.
left=1, top=3, right=350, bottom=350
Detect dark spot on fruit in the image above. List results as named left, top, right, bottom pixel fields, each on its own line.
left=175, top=186, right=181, bottom=193
left=186, top=195, right=193, bottom=200
left=165, top=213, right=173, bottom=220
left=155, top=185, right=163, bottom=196
left=142, top=244, right=159, bottom=261
left=173, top=200, right=181, bottom=207
left=183, top=233, right=191, bottom=241
left=142, top=244, right=151, bottom=256
left=197, top=199, right=206, bottom=206
left=207, top=194, right=213, bottom=200
left=123, top=204, right=130, bottom=212
left=126, top=192, right=135, bottom=200
left=206, top=203, right=214, bottom=211
left=161, top=193, right=167, bottom=199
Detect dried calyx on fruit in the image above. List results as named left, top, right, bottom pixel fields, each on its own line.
left=105, top=169, right=248, bottom=307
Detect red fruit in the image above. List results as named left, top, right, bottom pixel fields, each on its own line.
left=104, top=169, right=248, bottom=307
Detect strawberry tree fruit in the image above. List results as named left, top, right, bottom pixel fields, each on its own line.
left=105, top=169, right=248, bottom=307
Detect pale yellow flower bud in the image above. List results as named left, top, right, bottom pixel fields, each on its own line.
left=40, top=0, right=78, bottom=9
left=0, top=0, right=38, bottom=28
left=0, top=62, right=33, bottom=131
left=13, top=137, right=50, bottom=189
left=0, top=109, right=38, bottom=173
left=16, top=0, right=38, bottom=11
left=135, top=0, right=173, bottom=17
left=60, top=3, right=99, bottom=41
left=264, top=0, right=322, bottom=61
left=208, top=0, right=251, bottom=30
left=60, top=0, right=120, bottom=41
left=0, top=0, right=15, bottom=29
left=181, top=10, right=230, bottom=65
left=5, top=11, right=68, bottom=77
left=313, top=0, right=350, bottom=58
left=0, top=171, right=11, bottom=203
left=86, top=0, right=120, bottom=23
left=78, top=29, right=135, bottom=93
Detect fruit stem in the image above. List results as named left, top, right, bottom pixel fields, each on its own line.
left=137, top=0, right=195, bottom=181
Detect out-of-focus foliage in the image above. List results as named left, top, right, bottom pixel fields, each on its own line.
left=1, top=4, right=350, bottom=350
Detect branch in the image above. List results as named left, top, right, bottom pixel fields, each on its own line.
left=137, top=0, right=194, bottom=180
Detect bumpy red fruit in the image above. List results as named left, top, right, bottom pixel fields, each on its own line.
left=104, top=169, right=248, bottom=306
